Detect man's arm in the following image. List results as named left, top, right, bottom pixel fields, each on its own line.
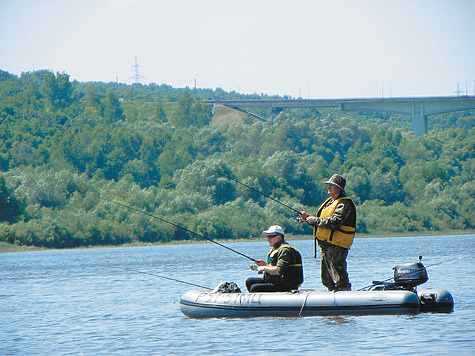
left=305, top=200, right=352, bottom=230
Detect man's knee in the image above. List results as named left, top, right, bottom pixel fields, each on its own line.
left=246, top=277, right=263, bottom=292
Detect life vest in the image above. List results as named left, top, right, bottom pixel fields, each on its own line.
left=265, top=243, right=303, bottom=287
left=314, top=196, right=356, bottom=250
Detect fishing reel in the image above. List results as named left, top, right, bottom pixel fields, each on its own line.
left=294, top=215, right=305, bottom=224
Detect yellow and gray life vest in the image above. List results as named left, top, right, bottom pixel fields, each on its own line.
left=314, top=196, right=356, bottom=250
left=265, top=243, right=303, bottom=287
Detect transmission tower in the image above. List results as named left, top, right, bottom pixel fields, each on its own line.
left=454, top=82, right=463, bottom=96
left=129, top=56, right=146, bottom=84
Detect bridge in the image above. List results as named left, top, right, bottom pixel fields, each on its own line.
left=203, top=96, right=475, bottom=136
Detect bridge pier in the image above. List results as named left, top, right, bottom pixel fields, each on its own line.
left=411, top=102, right=428, bottom=137
left=271, top=107, right=283, bottom=119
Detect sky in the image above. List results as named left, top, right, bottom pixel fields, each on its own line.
left=1, top=0, right=474, bottom=98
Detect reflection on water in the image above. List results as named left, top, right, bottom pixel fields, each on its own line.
left=322, top=315, right=355, bottom=325
left=0, top=235, right=474, bottom=355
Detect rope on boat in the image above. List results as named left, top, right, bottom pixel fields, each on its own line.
left=299, top=292, right=311, bottom=317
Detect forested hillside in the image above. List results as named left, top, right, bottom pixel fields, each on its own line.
left=0, top=70, right=473, bottom=248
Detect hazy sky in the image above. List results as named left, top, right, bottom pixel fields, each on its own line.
left=1, top=0, right=474, bottom=98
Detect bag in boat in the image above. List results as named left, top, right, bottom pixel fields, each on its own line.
left=212, top=281, right=242, bottom=293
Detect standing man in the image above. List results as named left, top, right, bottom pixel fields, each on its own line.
left=299, top=174, right=356, bottom=292
left=246, top=225, right=304, bottom=293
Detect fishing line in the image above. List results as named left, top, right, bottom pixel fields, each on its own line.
left=101, top=197, right=257, bottom=262
left=200, top=163, right=301, bottom=215
left=116, top=266, right=212, bottom=290
left=424, top=256, right=463, bottom=269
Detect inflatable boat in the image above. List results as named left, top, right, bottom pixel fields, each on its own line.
left=180, top=259, right=454, bottom=319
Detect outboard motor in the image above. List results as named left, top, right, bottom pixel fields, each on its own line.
left=393, top=256, right=428, bottom=291
left=371, top=256, right=428, bottom=292
left=369, top=256, right=454, bottom=313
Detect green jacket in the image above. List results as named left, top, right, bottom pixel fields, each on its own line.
left=264, top=241, right=304, bottom=289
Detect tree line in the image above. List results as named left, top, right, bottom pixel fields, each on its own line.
left=0, top=70, right=473, bottom=248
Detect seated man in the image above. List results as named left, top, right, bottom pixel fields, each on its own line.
left=246, top=225, right=304, bottom=292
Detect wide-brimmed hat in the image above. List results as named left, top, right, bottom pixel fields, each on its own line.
left=262, top=225, right=284, bottom=236
left=325, top=174, right=346, bottom=191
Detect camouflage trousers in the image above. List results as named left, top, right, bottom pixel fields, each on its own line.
left=317, top=240, right=351, bottom=291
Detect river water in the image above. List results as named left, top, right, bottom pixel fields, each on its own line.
left=1, top=235, right=474, bottom=355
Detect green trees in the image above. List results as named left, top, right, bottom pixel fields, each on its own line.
left=0, top=70, right=473, bottom=248
left=85, top=85, right=104, bottom=116
left=41, top=71, right=72, bottom=110
left=104, top=90, right=125, bottom=122
left=0, top=177, right=23, bottom=223
left=174, top=161, right=236, bottom=205
left=169, top=90, right=212, bottom=127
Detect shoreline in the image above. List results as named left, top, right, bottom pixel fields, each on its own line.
left=1, top=230, right=474, bottom=254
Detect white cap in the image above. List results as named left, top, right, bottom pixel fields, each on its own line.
left=262, top=225, right=284, bottom=236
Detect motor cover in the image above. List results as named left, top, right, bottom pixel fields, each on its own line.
left=393, top=262, right=428, bottom=288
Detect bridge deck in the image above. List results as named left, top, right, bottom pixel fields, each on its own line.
left=204, top=96, right=475, bottom=136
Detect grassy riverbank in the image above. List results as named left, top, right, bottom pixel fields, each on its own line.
left=1, top=230, right=473, bottom=254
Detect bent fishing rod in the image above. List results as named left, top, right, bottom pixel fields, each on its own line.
left=101, top=197, right=257, bottom=262
left=116, top=266, right=212, bottom=290
left=201, top=163, right=302, bottom=216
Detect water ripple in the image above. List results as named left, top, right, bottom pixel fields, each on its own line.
left=1, top=235, right=474, bottom=355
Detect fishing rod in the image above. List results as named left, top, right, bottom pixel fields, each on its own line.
left=201, top=163, right=302, bottom=216
left=116, top=266, right=212, bottom=290
left=101, top=197, right=257, bottom=262
left=357, top=256, right=462, bottom=291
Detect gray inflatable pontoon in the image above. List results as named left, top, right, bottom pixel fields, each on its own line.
left=180, top=259, right=454, bottom=319
left=180, top=288, right=453, bottom=318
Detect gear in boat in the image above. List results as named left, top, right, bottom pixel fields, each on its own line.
left=179, top=257, right=454, bottom=318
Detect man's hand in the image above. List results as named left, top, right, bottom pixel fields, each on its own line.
left=258, top=265, right=281, bottom=275
left=299, top=211, right=309, bottom=219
